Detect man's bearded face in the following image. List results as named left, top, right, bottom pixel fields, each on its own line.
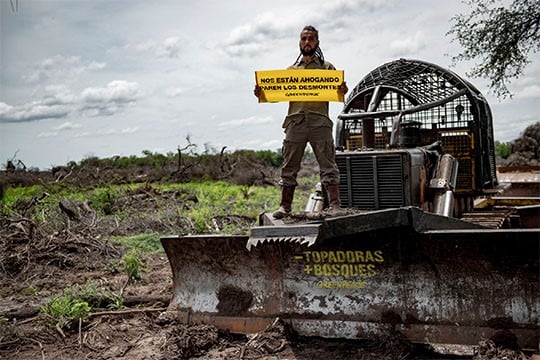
left=299, top=30, right=319, bottom=56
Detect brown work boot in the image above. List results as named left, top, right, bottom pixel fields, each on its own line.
left=273, top=186, right=295, bottom=219
left=325, top=184, right=347, bottom=217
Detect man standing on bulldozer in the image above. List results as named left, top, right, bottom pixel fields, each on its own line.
left=254, top=25, right=348, bottom=218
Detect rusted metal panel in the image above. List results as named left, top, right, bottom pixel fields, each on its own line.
left=161, top=225, right=539, bottom=351
left=175, top=311, right=275, bottom=334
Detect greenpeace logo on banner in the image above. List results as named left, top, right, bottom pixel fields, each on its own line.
left=255, top=69, right=345, bottom=103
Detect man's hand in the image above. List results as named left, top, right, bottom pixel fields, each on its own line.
left=338, top=81, right=348, bottom=95
left=253, top=84, right=261, bottom=98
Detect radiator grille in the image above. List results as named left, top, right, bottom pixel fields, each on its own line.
left=337, top=153, right=407, bottom=210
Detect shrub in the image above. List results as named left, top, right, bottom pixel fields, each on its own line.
left=122, top=250, right=144, bottom=281
left=41, top=294, right=91, bottom=330
left=495, top=141, right=511, bottom=159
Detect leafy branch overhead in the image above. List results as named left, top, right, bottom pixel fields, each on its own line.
left=447, top=0, right=540, bottom=98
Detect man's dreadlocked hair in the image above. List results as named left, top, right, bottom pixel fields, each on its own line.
left=303, top=25, right=319, bottom=38
left=294, top=25, right=325, bottom=66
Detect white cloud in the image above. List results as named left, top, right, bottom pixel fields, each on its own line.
left=109, top=36, right=185, bottom=59
left=73, top=131, right=92, bottom=138
left=224, top=12, right=293, bottom=57
left=121, top=126, right=140, bottom=134
left=241, top=138, right=282, bottom=149
left=80, top=80, right=141, bottom=116
left=0, top=80, right=141, bottom=122
left=24, top=55, right=105, bottom=84
left=0, top=102, right=13, bottom=114
left=218, top=115, right=274, bottom=127
left=81, top=80, right=140, bottom=103
left=83, top=126, right=142, bottom=137
left=222, top=0, right=391, bottom=57
left=166, top=87, right=186, bottom=97
left=390, top=31, right=427, bottom=56
left=260, top=139, right=282, bottom=149
left=0, top=99, right=71, bottom=123
left=160, top=37, right=182, bottom=58
left=37, top=131, right=59, bottom=138
left=42, top=85, right=76, bottom=105
left=55, top=121, right=82, bottom=131
left=513, top=84, right=540, bottom=99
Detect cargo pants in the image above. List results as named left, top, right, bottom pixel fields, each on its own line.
left=279, top=120, right=340, bottom=187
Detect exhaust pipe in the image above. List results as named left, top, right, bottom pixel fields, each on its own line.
left=305, top=183, right=324, bottom=213
left=430, top=154, right=459, bottom=217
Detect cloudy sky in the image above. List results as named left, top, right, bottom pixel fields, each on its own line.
left=1, top=0, right=539, bottom=169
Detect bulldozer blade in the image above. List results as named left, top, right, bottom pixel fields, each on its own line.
left=247, top=207, right=485, bottom=251
left=161, top=221, right=539, bottom=352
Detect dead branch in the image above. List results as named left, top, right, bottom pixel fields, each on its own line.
left=88, top=306, right=167, bottom=318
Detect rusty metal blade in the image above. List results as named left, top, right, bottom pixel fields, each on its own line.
left=160, top=224, right=539, bottom=352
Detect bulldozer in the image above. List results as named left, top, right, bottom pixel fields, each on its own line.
left=161, top=59, right=539, bottom=353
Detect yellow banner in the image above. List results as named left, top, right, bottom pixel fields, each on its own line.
left=255, top=69, right=344, bottom=103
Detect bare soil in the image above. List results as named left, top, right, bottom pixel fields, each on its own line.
left=0, top=163, right=535, bottom=360
left=0, top=213, right=419, bottom=360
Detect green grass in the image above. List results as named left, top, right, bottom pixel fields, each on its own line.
left=2, top=177, right=319, bottom=219
left=165, top=178, right=317, bottom=216
left=2, top=177, right=321, bottom=253
left=111, top=233, right=162, bottom=253
left=1, top=184, right=42, bottom=204
left=1, top=184, right=42, bottom=215
left=166, top=181, right=277, bottom=214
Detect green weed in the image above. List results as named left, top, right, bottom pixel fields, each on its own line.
left=63, top=283, right=99, bottom=304
left=22, top=285, right=39, bottom=296
left=41, top=294, right=91, bottom=330
left=40, top=282, right=129, bottom=329
left=122, top=250, right=145, bottom=281
left=101, top=288, right=124, bottom=310
left=105, top=259, right=121, bottom=274
left=111, top=233, right=162, bottom=253
left=88, top=186, right=122, bottom=215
